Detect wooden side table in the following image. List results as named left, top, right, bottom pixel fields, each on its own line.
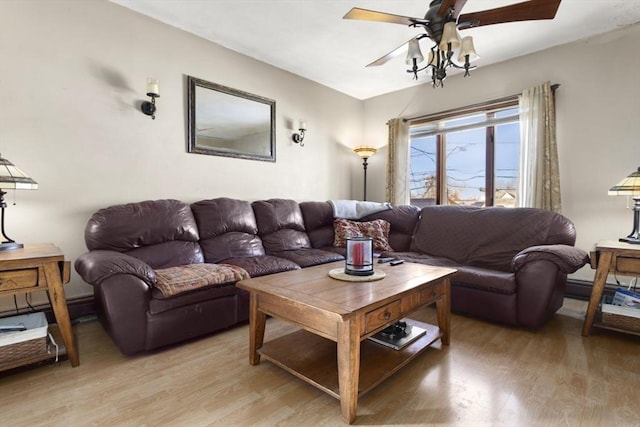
left=582, top=240, right=640, bottom=337
left=0, top=243, right=79, bottom=368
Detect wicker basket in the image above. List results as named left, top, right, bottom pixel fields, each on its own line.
left=0, top=312, right=49, bottom=363
left=0, top=336, right=48, bottom=363
left=601, top=304, right=640, bottom=332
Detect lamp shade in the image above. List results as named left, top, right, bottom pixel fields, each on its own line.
left=608, top=167, right=640, bottom=196
left=353, top=146, right=377, bottom=159
left=438, top=22, right=461, bottom=51
left=427, top=49, right=437, bottom=66
left=0, top=156, right=38, bottom=190
left=458, top=36, right=479, bottom=63
left=405, top=39, right=424, bottom=65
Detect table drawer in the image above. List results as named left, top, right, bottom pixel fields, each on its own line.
left=364, top=299, right=402, bottom=333
left=0, top=269, right=39, bottom=291
left=419, top=282, right=444, bottom=305
left=616, top=257, right=640, bottom=275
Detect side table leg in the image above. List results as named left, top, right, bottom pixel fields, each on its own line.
left=337, top=318, right=360, bottom=424
left=436, top=277, right=451, bottom=345
left=582, top=251, right=612, bottom=337
left=43, top=262, right=79, bottom=367
left=249, top=293, right=266, bottom=365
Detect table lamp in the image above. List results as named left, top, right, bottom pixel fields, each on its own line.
left=608, top=167, right=640, bottom=244
left=0, top=155, right=38, bottom=251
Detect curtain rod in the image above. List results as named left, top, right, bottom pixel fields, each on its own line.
left=402, top=83, right=560, bottom=123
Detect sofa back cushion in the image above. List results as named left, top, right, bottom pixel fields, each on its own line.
left=84, top=199, right=203, bottom=269
left=191, top=197, right=266, bottom=263
left=299, top=201, right=335, bottom=248
left=410, top=206, right=576, bottom=271
left=300, top=201, right=421, bottom=252
left=360, top=205, right=421, bottom=252
left=252, top=199, right=311, bottom=252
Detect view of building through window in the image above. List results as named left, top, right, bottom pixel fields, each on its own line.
left=409, top=106, right=520, bottom=207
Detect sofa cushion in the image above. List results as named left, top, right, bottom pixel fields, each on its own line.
left=333, top=218, right=393, bottom=252
left=149, top=283, right=240, bottom=315
left=384, top=252, right=515, bottom=294
left=222, top=255, right=301, bottom=277
left=154, top=263, right=249, bottom=298
left=360, top=205, right=420, bottom=252
left=191, top=198, right=267, bottom=263
left=410, top=206, right=575, bottom=272
left=452, top=265, right=516, bottom=295
left=84, top=199, right=203, bottom=269
left=126, top=241, right=204, bottom=270
left=300, top=201, right=335, bottom=248
left=270, top=248, right=344, bottom=268
left=300, top=202, right=420, bottom=252
left=252, top=199, right=312, bottom=252
left=384, top=251, right=459, bottom=267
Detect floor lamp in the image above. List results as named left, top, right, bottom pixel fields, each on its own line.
left=353, top=146, right=377, bottom=201
left=0, top=155, right=38, bottom=251
left=609, top=167, right=640, bottom=244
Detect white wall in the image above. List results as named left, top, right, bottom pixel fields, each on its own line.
left=362, top=23, right=640, bottom=282
left=0, top=0, right=363, bottom=311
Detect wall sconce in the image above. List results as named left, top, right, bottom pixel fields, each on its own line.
left=292, top=120, right=306, bottom=147
left=141, top=78, right=160, bottom=120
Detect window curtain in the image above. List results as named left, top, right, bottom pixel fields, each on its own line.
left=517, top=81, right=562, bottom=212
left=386, top=118, right=410, bottom=205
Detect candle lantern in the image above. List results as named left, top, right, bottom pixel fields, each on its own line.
left=345, top=237, right=374, bottom=276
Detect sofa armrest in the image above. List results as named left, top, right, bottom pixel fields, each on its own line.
left=512, top=244, right=590, bottom=274
left=74, top=250, right=156, bottom=287
left=95, top=274, right=150, bottom=355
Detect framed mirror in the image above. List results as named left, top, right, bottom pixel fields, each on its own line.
left=187, top=76, right=276, bottom=162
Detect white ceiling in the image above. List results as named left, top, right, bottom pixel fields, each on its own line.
left=112, top=0, right=640, bottom=100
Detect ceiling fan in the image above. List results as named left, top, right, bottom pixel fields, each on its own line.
left=344, top=0, right=561, bottom=87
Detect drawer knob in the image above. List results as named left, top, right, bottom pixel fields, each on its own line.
left=384, top=311, right=391, bottom=320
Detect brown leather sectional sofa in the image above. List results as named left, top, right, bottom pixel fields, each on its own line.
left=75, top=197, right=589, bottom=355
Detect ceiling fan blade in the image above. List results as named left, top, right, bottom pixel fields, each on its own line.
left=458, top=0, right=561, bottom=29
left=366, top=35, right=426, bottom=67
left=366, top=38, right=414, bottom=67
left=437, top=0, right=469, bottom=19
left=343, top=7, right=425, bottom=26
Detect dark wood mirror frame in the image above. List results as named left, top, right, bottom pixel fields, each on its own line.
left=187, top=76, right=276, bottom=162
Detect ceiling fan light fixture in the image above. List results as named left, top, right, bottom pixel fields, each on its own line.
left=438, top=21, right=460, bottom=51
left=405, top=39, right=425, bottom=65
left=458, top=36, right=479, bottom=63
left=344, top=0, right=563, bottom=88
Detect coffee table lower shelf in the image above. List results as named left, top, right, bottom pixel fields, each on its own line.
left=259, top=319, right=441, bottom=399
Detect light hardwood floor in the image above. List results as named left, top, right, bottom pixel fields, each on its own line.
left=1, top=299, right=638, bottom=426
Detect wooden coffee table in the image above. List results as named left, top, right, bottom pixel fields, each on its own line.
left=236, top=260, right=456, bottom=424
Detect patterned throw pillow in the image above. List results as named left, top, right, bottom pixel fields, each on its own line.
left=154, top=263, right=249, bottom=298
left=333, top=218, right=393, bottom=252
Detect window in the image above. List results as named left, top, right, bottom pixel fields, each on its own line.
left=409, top=99, right=520, bottom=207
